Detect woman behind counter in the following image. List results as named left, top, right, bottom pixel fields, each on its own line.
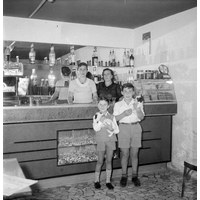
left=68, top=62, right=98, bottom=104
left=97, top=68, right=122, bottom=103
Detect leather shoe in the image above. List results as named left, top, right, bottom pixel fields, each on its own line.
left=132, top=177, right=141, bottom=186
left=120, top=176, right=127, bottom=187
left=94, top=182, right=101, bottom=189
left=106, top=182, right=114, bottom=190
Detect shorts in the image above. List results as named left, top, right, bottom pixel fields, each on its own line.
left=96, top=140, right=116, bottom=151
left=118, top=123, right=142, bottom=148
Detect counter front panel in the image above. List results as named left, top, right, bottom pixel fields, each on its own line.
left=4, top=107, right=173, bottom=179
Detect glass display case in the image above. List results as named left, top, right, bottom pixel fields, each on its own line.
left=58, top=129, right=119, bottom=166
left=134, top=79, right=176, bottom=103
left=58, top=129, right=97, bottom=165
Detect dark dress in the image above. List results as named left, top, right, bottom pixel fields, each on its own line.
left=96, top=82, right=122, bottom=102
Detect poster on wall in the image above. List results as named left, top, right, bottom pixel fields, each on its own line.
left=142, top=32, right=151, bottom=55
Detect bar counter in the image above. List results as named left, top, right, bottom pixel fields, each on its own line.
left=3, top=102, right=177, bottom=123
left=3, top=102, right=177, bottom=180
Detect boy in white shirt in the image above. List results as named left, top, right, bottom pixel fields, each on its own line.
left=68, top=62, right=98, bottom=104
left=113, top=83, right=145, bottom=187
left=93, top=97, right=119, bottom=190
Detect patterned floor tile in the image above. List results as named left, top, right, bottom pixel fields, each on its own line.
left=5, top=170, right=197, bottom=200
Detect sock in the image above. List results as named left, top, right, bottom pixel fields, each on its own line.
left=95, top=172, right=100, bottom=183
left=106, top=169, right=112, bottom=183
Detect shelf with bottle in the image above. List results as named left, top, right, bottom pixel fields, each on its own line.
left=3, top=56, right=24, bottom=77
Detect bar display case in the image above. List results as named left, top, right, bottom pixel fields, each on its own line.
left=58, top=128, right=119, bottom=166
left=58, top=129, right=97, bottom=165
left=134, top=79, right=176, bottom=103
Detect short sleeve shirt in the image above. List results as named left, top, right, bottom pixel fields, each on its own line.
left=68, top=78, right=97, bottom=103
left=113, top=99, right=145, bottom=123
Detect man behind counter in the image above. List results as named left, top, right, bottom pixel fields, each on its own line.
left=68, top=62, right=98, bottom=104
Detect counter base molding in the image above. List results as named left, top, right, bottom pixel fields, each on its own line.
left=4, top=115, right=173, bottom=180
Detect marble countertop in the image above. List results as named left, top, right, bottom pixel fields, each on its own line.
left=3, top=102, right=177, bottom=124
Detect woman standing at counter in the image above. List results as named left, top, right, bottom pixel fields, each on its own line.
left=68, top=62, right=98, bottom=104
left=96, top=68, right=122, bottom=103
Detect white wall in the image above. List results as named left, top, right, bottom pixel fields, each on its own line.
left=3, top=17, right=134, bottom=49
left=132, top=8, right=197, bottom=171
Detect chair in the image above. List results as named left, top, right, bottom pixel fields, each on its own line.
left=181, top=161, right=197, bottom=197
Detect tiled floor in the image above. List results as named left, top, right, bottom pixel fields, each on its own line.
left=6, top=170, right=197, bottom=200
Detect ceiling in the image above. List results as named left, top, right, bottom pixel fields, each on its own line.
left=3, top=0, right=197, bottom=60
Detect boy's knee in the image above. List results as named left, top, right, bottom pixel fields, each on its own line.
left=97, top=159, right=104, bottom=166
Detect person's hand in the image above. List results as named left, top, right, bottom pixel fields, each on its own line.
left=133, top=101, right=142, bottom=112
left=103, top=119, right=113, bottom=131
left=99, top=115, right=106, bottom=123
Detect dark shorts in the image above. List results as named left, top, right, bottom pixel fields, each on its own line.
left=118, top=123, right=142, bottom=148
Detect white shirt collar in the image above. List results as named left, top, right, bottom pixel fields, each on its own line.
left=76, top=78, right=89, bottom=87
left=122, top=98, right=135, bottom=106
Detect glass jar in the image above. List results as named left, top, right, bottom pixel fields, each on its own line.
left=145, top=70, right=152, bottom=79
left=137, top=70, right=144, bottom=80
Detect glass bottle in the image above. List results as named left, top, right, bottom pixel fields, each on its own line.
left=109, top=50, right=112, bottom=66
left=15, top=56, right=24, bottom=76
left=70, top=46, right=76, bottom=65
left=4, top=46, right=10, bottom=63
left=130, top=53, right=134, bottom=67
left=112, top=50, right=116, bottom=67
left=48, top=68, right=56, bottom=95
left=123, top=49, right=127, bottom=67
left=30, top=68, right=38, bottom=95
left=49, top=45, right=56, bottom=67
left=92, top=47, right=98, bottom=66
left=29, top=43, right=36, bottom=64
left=126, top=51, right=130, bottom=66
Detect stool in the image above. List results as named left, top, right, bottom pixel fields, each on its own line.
left=181, top=161, right=197, bottom=197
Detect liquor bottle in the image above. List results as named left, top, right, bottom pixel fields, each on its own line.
left=29, top=43, right=36, bottom=64
left=4, top=46, right=10, bottom=63
left=123, top=49, right=127, bottom=67
left=112, top=50, right=116, bottom=67
left=130, top=52, right=135, bottom=67
left=109, top=50, right=112, bottom=66
left=49, top=45, right=56, bottom=67
left=30, top=68, right=38, bottom=95
left=15, top=56, right=24, bottom=76
left=39, top=79, right=45, bottom=95
left=92, top=47, right=98, bottom=66
left=48, top=68, right=56, bottom=95
left=93, top=66, right=98, bottom=84
left=126, top=51, right=130, bottom=66
left=71, top=66, right=77, bottom=80
left=70, top=46, right=76, bottom=65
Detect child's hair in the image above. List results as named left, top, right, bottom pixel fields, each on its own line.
left=122, top=83, right=135, bottom=91
left=61, top=66, right=71, bottom=77
left=98, top=96, right=110, bottom=104
left=77, top=62, right=88, bottom=70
